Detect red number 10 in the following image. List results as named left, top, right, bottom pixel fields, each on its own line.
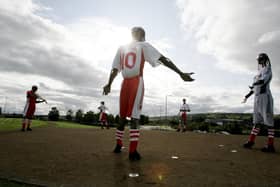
left=124, top=52, right=136, bottom=69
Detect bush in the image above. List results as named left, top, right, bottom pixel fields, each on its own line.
left=225, top=124, right=243, bottom=134
left=140, top=115, right=149, bottom=125
left=48, top=107, right=59, bottom=121
left=187, top=122, right=209, bottom=132
left=83, top=111, right=97, bottom=124
left=75, top=109, right=83, bottom=123
left=66, top=109, right=73, bottom=121
left=198, top=123, right=209, bottom=132
left=169, top=118, right=179, bottom=129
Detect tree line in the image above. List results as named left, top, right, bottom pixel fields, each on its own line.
left=48, top=107, right=149, bottom=126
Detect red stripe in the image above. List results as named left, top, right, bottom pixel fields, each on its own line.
left=130, top=130, right=139, bottom=132
left=120, top=51, right=124, bottom=70
left=139, top=82, right=144, bottom=110
left=140, top=49, right=145, bottom=76
left=130, top=136, right=139, bottom=139
left=120, top=77, right=140, bottom=118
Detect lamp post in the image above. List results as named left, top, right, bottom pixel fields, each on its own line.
left=165, top=95, right=172, bottom=120
left=159, top=105, right=162, bottom=121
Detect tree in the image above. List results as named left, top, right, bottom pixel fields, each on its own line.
left=75, top=109, right=84, bottom=123
left=140, top=114, right=149, bottom=125
left=48, top=107, right=60, bottom=121
left=107, top=114, right=115, bottom=125
left=115, top=115, right=120, bottom=124
left=83, top=111, right=96, bottom=124
left=66, top=109, right=73, bottom=121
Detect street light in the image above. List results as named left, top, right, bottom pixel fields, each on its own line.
left=165, top=95, right=172, bottom=120
left=159, top=105, right=162, bottom=121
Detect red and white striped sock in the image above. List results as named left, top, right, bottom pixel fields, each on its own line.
left=249, top=127, right=260, bottom=142
left=267, top=128, right=275, bottom=146
left=115, top=130, right=124, bottom=146
left=27, top=121, right=31, bottom=128
left=22, top=119, right=26, bottom=129
left=129, top=129, right=140, bottom=153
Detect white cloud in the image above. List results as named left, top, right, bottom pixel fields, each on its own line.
left=2, top=0, right=278, bottom=116
left=176, top=0, right=280, bottom=76
left=258, top=30, right=280, bottom=44
left=0, top=0, right=128, bottom=114
left=0, top=0, right=177, bottom=115
left=176, top=0, right=280, bottom=114
left=0, top=0, right=40, bottom=15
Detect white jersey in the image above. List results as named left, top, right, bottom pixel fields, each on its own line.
left=253, top=66, right=272, bottom=96
left=180, top=103, right=190, bottom=112
left=112, top=41, right=161, bottom=78
left=98, top=105, right=107, bottom=113
left=252, top=66, right=274, bottom=126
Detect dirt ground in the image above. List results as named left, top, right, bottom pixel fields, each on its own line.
left=0, top=125, right=280, bottom=187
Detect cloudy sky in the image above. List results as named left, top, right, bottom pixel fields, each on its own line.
left=0, top=0, right=279, bottom=116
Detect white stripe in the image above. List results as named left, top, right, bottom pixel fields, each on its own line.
left=116, top=130, right=124, bottom=134
left=130, top=138, right=139, bottom=141
left=130, top=129, right=140, bottom=132
left=131, top=77, right=144, bottom=119
left=116, top=133, right=124, bottom=136
left=22, top=99, right=30, bottom=115
left=130, top=133, right=140, bottom=136
left=268, top=135, right=274, bottom=138
left=253, top=129, right=260, bottom=132
left=116, top=132, right=124, bottom=136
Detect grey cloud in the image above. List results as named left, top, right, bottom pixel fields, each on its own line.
left=0, top=42, right=105, bottom=87
left=0, top=4, right=106, bottom=87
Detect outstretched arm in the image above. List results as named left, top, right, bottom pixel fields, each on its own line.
left=242, top=87, right=254, bottom=103
left=158, top=56, right=194, bottom=81
left=36, top=98, right=47, bottom=104
left=103, top=68, right=119, bottom=95
left=35, top=94, right=47, bottom=104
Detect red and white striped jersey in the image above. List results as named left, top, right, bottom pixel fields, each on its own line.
left=26, top=91, right=39, bottom=107
left=112, top=41, right=162, bottom=78
left=23, top=90, right=39, bottom=117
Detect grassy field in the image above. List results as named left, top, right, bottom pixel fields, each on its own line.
left=0, top=118, right=97, bottom=131
left=0, top=118, right=47, bottom=131
left=51, top=121, right=97, bottom=129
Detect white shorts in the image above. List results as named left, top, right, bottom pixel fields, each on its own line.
left=119, top=76, right=144, bottom=119
left=253, top=93, right=274, bottom=126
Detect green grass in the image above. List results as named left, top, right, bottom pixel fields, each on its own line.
left=0, top=118, right=97, bottom=131
left=52, top=121, right=97, bottom=129
left=0, top=118, right=47, bottom=131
